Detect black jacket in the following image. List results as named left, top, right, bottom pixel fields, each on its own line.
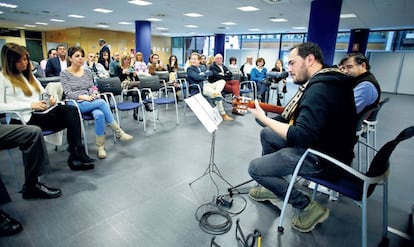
left=208, top=62, right=232, bottom=82
left=287, top=69, right=357, bottom=166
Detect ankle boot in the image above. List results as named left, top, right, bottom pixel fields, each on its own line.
left=96, top=135, right=107, bottom=159
left=109, top=122, right=133, bottom=142
left=71, top=146, right=95, bottom=164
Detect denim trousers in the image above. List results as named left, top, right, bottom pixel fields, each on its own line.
left=77, top=99, right=115, bottom=136
left=248, top=127, right=323, bottom=210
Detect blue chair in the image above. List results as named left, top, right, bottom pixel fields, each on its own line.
left=278, top=126, right=414, bottom=247
left=140, top=75, right=178, bottom=131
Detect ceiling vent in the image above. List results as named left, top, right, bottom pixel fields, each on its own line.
left=263, top=0, right=283, bottom=4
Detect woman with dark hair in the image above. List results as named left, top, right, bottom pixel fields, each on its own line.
left=0, top=42, right=94, bottom=171
left=98, top=50, right=110, bottom=71
left=60, top=46, right=133, bottom=159
left=250, top=57, right=268, bottom=102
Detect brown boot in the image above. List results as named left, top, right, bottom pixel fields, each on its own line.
left=221, top=114, right=234, bottom=121
left=109, top=122, right=133, bottom=142
left=96, top=135, right=107, bottom=159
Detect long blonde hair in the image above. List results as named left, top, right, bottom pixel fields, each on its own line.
left=1, top=42, right=40, bottom=96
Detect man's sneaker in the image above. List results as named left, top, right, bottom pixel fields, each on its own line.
left=248, top=186, right=282, bottom=206
left=291, top=201, right=330, bottom=233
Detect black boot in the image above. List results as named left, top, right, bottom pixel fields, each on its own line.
left=68, top=157, right=95, bottom=171
left=71, top=146, right=95, bottom=164
left=144, top=103, right=153, bottom=112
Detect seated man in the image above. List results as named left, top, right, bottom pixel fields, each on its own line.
left=0, top=124, right=62, bottom=236
left=339, top=53, right=381, bottom=117
left=248, top=42, right=357, bottom=233
left=209, top=53, right=242, bottom=115
left=186, top=52, right=233, bottom=121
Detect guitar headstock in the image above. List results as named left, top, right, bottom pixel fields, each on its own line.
left=232, top=96, right=252, bottom=114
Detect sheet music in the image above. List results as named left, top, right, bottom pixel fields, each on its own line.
left=185, top=93, right=222, bottom=133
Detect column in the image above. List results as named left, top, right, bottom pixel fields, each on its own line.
left=306, top=0, right=342, bottom=66
left=135, top=21, right=152, bottom=63
left=214, top=33, right=225, bottom=56
left=348, top=29, right=370, bottom=54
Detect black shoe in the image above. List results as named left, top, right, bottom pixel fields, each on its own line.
left=0, top=210, right=23, bottom=237
left=22, top=183, right=62, bottom=199
left=71, top=147, right=95, bottom=164
left=68, top=158, right=95, bottom=171
left=144, top=104, right=153, bottom=112
left=133, top=112, right=138, bottom=120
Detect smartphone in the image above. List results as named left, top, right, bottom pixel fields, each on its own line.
left=41, top=92, right=51, bottom=108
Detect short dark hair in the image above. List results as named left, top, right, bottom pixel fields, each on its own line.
left=255, top=57, right=265, bottom=66
left=47, top=48, right=56, bottom=55
left=290, top=42, right=324, bottom=65
left=339, top=53, right=370, bottom=70
left=229, top=57, right=237, bottom=64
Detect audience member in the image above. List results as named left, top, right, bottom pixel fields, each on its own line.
left=270, top=58, right=288, bottom=106
left=39, top=48, right=56, bottom=77
left=248, top=42, right=357, bottom=233
left=98, top=50, right=110, bottom=71
left=250, top=57, right=268, bottom=101
left=133, top=52, right=149, bottom=76
left=209, top=54, right=242, bottom=115
left=109, top=52, right=120, bottom=77
left=200, top=54, right=208, bottom=70
left=115, top=53, right=152, bottom=117
left=60, top=46, right=133, bottom=159
left=339, top=53, right=381, bottom=116
left=147, top=53, right=166, bottom=75
left=98, top=38, right=111, bottom=63
left=0, top=124, right=62, bottom=236
left=45, top=44, right=67, bottom=77
left=84, top=52, right=109, bottom=83
left=0, top=43, right=94, bottom=171
left=228, top=56, right=239, bottom=73
left=186, top=52, right=233, bottom=121
left=166, top=55, right=182, bottom=99
left=240, top=56, right=254, bottom=80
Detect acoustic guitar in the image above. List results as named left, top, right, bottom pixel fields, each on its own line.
left=233, top=97, right=284, bottom=115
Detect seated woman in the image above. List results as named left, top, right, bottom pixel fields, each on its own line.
left=270, top=58, right=287, bottom=106
left=250, top=57, right=268, bottom=102
left=133, top=52, right=150, bottom=76
left=60, top=46, right=133, bottom=159
left=115, top=53, right=152, bottom=118
left=167, top=55, right=182, bottom=100
left=186, top=52, right=233, bottom=121
left=0, top=42, right=94, bottom=171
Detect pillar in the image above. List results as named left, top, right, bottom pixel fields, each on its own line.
left=306, top=0, right=342, bottom=66
left=214, top=34, right=225, bottom=57
left=135, top=21, right=152, bottom=63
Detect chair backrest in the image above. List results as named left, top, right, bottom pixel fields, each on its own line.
left=356, top=106, right=378, bottom=134
left=38, top=76, right=60, bottom=87
left=139, top=75, right=161, bottom=91
left=154, top=71, right=169, bottom=82
left=177, top=71, right=187, bottom=79
left=97, top=77, right=122, bottom=96
left=232, top=71, right=242, bottom=81
left=366, top=125, right=414, bottom=195
left=366, top=97, right=390, bottom=121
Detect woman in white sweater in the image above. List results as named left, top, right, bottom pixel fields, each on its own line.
left=0, top=42, right=94, bottom=170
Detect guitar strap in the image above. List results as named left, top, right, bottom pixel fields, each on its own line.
left=281, top=68, right=340, bottom=124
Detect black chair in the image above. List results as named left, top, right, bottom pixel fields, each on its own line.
left=154, top=71, right=170, bottom=84
left=278, top=126, right=414, bottom=247
left=37, top=76, right=60, bottom=87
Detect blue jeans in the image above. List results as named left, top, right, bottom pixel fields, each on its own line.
left=77, top=99, right=115, bottom=136
left=248, top=127, right=323, bottom=210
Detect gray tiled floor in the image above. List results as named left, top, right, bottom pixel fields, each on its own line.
left=0, top=86, right=413, bottom=246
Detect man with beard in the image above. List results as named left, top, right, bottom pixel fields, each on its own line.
left=248, top=42, right=357, bottom=233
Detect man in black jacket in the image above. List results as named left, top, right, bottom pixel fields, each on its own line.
left=248, top=42, right=357, bottom=233
left=45, top=44, right=67, bottom=77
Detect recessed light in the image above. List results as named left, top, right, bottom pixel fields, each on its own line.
left=119, top=21, right=132, bottom=25
left=0, top=2, right=18, bottom=8
left=128, top=0, right=152, bottom=6
left=156, top=27, right=168, bottom=30
left=0, top=11, right=3, bottom=14
left=340, top=13, right=357, bottom=18
left=68, top=14, right=85, bottom=18
left=248, top=28, right=261, bottom=31
left=96, top=24, right=109, bottom=28
left=269, top=18, right=288, bottom=22
left=50, top=19, right=65, bottom=22
left=184, top=25, right=198, bottom=28
left=184, top=13, right=203, bottom=17
left=237, top=6, right=259, bottom=12
left=147, top=18, right=162, bottom=22
left=221, top=22, right=236, bottom=26
left=292, top=26, right=306, bottom=30
left=24, top=24, right=36, bottom=28
left=93, top=8, right=113, bottom=13
left=35, top=22, right=48, bottom=25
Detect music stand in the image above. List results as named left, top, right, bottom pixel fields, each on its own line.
left=185, top=94, right=233, bottom=188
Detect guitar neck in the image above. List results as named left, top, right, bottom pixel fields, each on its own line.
left=248, top=101, right=284, bottom=114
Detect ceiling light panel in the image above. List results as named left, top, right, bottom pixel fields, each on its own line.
left=237, top=6, right=259, bottom=12
left=184, top=13, right=203, bottom=17
left=222, top=22, right=236, bottom=25
left=128, top=0, right=152, bottom=6
left=93, top=8, right=113, bottom=13
left=68, top=14, right=85, bottom=18
left=340, top=13, right=357, bottom=18
left=0, top=2, right=17, bottom=8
